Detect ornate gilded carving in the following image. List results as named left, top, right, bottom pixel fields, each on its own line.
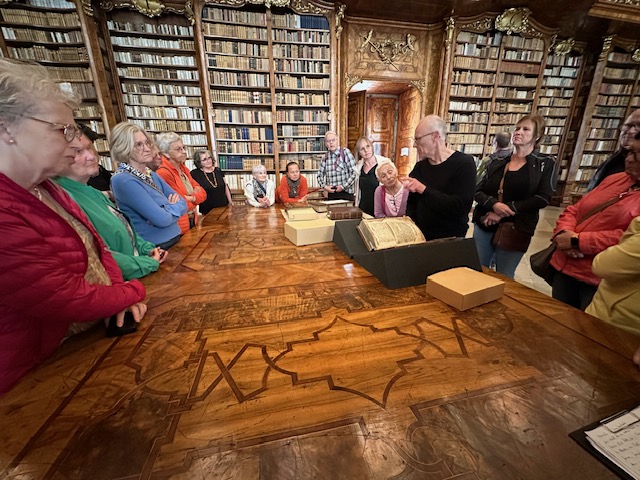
left=601, top=0, right=640, bottom=5
left=495, top=7, right=543, bottom=37
left=633, top=49, right=640, bottom=62
left=552, top=38, right=575, bottom=56
left=444, top=17, right=455, bottom=51
left=459, top=17, right=493, bottom=33
left=345, top=73, right=362, bottom=92
left=335, top=3, right=346, bottom=40
left=0, top=0, right=14, bottom=4
left=409, top=80, right=426, bottom=99
left=247, top=0, right=291, bottom=7
left=600, top=35, right=613, bottom=61
left=358, top=30, right=416, bottom=71
left=290, top=0, right=331, bottom=15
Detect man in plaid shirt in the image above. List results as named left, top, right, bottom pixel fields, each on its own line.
left=317, top=131, right=357, bottom=201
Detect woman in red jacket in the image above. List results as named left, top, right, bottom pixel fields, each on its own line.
left=276, top=161, right=309, bottom=204
left=0, top=59, right=147, bottom=395
left=155, top=132, right=206, bottom=233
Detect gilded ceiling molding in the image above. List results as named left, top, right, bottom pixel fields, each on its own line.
left=599, top=35, right=613, bottom=61
left=495, top=7, right=543, bottom=38
left=247, top=0, right=291, bottom=7
left=634, top=49, right=640, bottom=62
left=444, top=17, right=455, bottom=51
left=358, top=30, right=416, bottom=71
left=100, top=0, right=195, bottom=22
left=79, top=0, right=94, bottom=16
left=335, top=3, right=346, bottom=40
left=409, top=80, right=426, bottom=99
left=552, top=38, right=575, bottom=56
left=345, top=73, right=362, bottom=92
left=459, top=17, right=493, bottom=34
left=288, top=0, right=330, bottom=15
left=0, top=0, right=15, bottom=5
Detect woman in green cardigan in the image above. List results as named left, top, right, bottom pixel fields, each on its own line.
left=55, top=133, right=168, bottom=280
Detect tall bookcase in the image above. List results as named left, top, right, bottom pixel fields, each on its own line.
left=442, top=10, right=558, bottom=158
left=0, top=0, right=111, bottom=165
left=201, top=2, right=332, bottom=192
left=100, top=9, right=207, bottom=170
left=568, top=36, right=640, bottom=200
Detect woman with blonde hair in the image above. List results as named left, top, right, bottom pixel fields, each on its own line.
left=354, top=136, right=390, bottom=215
left=0, top=59, right=146, bottom=393
left=110, top=122, right=187, bottom=250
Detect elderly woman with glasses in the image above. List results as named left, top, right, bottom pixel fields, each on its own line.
left=190, top=149, right=232, bottom=214
left=244, top=164, right=275, bottom=208
left=0, top=59, right=146, bottom=394
left=156, top=132, right=206, bottom=232
left=110, top=123, right=187, bottom=250
left=374, top=160, right=408, bottom=218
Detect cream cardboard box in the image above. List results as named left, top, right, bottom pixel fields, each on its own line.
left=282, top=207, right=318, bottom=221
left=426, top=267, right=505, bottom=311
left=284, top=215, right=335, bottom=246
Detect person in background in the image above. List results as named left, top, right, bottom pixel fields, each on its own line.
left=548, top=131, right=640, bottom=310
left=149, top=142, right=163, bottom=172
left=586, top=216, right=640, bottom=337
left=475, top=131, right=512, bottom=182
left=156, top=132, right=206, bottom=232
left=473, top=114, right=557, bottom=278
left=0, top=59, right=146, bottom=394
left=56, top=130, right=167, bottom=281
left=78, top=123, right=114, bottom=200
left=110, top=122, right=187, bottom=250
left=317, top=130, right=357, bottom=201
left=354, top=136, right=390, bottom=216
left=374, top=159, right=408, bottom=218
left=190, top=149, right=232, bottom=214
left=245, top=164, right=275, bottom=208
left=587, top=109, right=640, bottom=191
left=405, top=115, right=476, bottom=240
left=277, top=161, right=308, bottom=204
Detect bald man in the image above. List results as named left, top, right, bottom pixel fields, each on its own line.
left=404, top=115, right=476, bottom=240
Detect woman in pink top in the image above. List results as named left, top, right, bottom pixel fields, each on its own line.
left=374, top=160, right=409, bottom=218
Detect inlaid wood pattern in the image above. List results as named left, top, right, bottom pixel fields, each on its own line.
left=1, top=206, right=638, bottom=479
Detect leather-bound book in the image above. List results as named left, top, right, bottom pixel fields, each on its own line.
left=327, top=206, right=363, bottom=220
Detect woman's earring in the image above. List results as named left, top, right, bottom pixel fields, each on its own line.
left=8, top=138, right=15, bottom=144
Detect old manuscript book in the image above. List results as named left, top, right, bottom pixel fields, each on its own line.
left=327, top=206, right=363, bottom=220
left=356, top=217, right=426, bottom=251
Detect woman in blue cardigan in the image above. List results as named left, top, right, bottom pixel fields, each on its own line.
left=110, top=122, right=187, bottom=250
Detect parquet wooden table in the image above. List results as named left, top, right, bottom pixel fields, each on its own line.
left=1, top=206, right=639, bottom=480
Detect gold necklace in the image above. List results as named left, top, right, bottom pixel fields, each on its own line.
left=203, top=169, right=217, bottom=189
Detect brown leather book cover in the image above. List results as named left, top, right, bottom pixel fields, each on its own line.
left=327, top=206, right=363, bottom=220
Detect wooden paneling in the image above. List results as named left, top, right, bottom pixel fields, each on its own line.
left=0, top=206, right=638, bottom=479
left=396, top=87, right=421, bottom=176
left=347, top=90, right=365, bottom=152
left=366, top=95, right=396, bottom=159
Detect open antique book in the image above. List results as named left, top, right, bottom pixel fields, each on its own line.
left=356, top=216, right=426, bottom=251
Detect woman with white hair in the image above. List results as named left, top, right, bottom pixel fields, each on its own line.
left=0, top=59, right=146, bottom=393
left=156, top=132, right=206, bottom=232
left=244, top=164, right=275, bottom=208
left=374, top=160, right=409, bottom=217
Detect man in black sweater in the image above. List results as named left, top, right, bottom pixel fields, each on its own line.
left=587, top=109, right=640, bottom=191
left=404, top=115, right=476, bottom=240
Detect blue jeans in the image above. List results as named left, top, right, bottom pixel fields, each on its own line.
left=473, top=226, right=525, bottom=279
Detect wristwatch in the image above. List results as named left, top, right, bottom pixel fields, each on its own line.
left=571, top=234, right=580, bottom=249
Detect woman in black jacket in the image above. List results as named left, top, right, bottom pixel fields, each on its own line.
left=473, top=114, right=557, bottom=278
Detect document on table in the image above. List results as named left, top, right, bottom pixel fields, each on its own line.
left=584, top=405, right=640, bottom=479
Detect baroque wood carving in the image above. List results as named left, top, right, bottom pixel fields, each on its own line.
left=335, top=3, right=346, bottom=39
left=345, top=73, right=362, bottom=91
left=99, top=0, right=195, bottom=22
left=495, top=7, right=544, bottom=38
left=358, top=30, right=416, bottom=71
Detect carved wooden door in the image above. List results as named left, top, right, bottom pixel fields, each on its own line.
left=366, top=95, right=397, bottom=161
left=347, top=91, right=365, bottom=152
left=396, top=88, right=421, bottom=176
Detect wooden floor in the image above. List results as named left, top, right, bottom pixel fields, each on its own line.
left=1, top=206, right=639, bottom=480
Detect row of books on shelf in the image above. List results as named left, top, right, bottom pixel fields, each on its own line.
left=454, top=143, right=484, bottom=155
left=276, top=92, right=328, bottom=105
left=124, top=93, right=202, bottom=107
left=543, top=76, right=576, bottom=88
left=8, top=46, right=88, bottom=63
left=449, top=123, right=486, bottom=134
left=454, top=57, right=498, bottom=71
left=449, top=112, right=489, bottom=123
left=208, top=55, right=269, bottom=71
left=499, top=72, right=538, bottom=87
left=277, top=124, right=327, bottom=136
left=455, top=44, right=499, bottom=58
left=503, top=49, right=544, bottom=62
left=205, top=39, right=267, bottom=56
left=272, top=14, right=329, bottom=30
left=538, top=144, right=558, bottom=155
left=608, top=51, right=640, bottom=64
left=202, top=8, right=265, bottom=25
left=216, top=126, right=274, bottom=140
left=272, top=29, right=329, bottom=44
left=211, top=90, right=270, bottom=104
left=110, top=36, right=195, bottom=51
left=603, top=67, right=638, bottom=80
left=600, top=83, right=635, bottom=95
left=218, top=156, right=275, bottom=170
left=76, top=105, right=101, bottom=117
left=274, top=59, right=330, bottom=74
left=575, top=168, right=595, bottom=181
left=0, top=9, right=79, bottom=27
left=451, top=70, right=496, bottom=84
left=597, top=93, right=639, bottom=106
left=209, top=71, right=268, bottom=87
left=544, top=66, right=578, bottom=78
left=450, top=84, right=493, bottom=97
left=449, top=100, right=491, bottom=111
left=114, top=52, right=196, bottom=67
left=117, top=67, right=198, bottom=81
left=276, top=110, right=329, bottom=122
left=135, top=119, right=206, bottom=132
left=124, top=105, right=203, bottom=120
left=225, top=173, right=322, bottom=190
left=275, top=76, right=329, bottom=89
left=594, top=105, right=627, bottom=117
left=63, top=81, right=96, bottom=98
left=547, top=54, right=582, bottom=67
left=278, top=158, right=321, bottom=171
left=279, top=139, right=324, bottom=152
left=82, top=120, right=105, bottom=135
left=496, top=102, right=530, bottom=113
left=448, top=133, right=484, bottom=144
left=456, top=31, right=501, bottom=46
left=214, top=108, right=271, bottom=124
left=591, top=118, right=622, bottom=128
left=538, top=97, right=572, bottom=107
left=584, top=139, right=617, bottom=151
left=107, top=20, right=192, bottom=37
left=202, top=23, right=268, bottom=41
left=1, top=26, right=83, bottom=43
left=495, top=87, right=534, bottom=99
left=581, top=153, right=612, bottom=166
left=217, top=141, right=274, bottom=154
left=272, top=44, right=329, bottom=58
left=20, top=0, right=76, bottom=8
left=122, top=83, right=200, bottom=95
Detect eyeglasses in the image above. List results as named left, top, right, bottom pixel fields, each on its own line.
left=200, top=156, right=213, bottom=161
left=170, top=145, right=187, bottom=152
left=413, top=131, right=438, bottom=142
left=19, top=114, right=81, bottom=142
left=621, top=123, right=640, bottom=132
left=133, top=140, right=152, bottom=151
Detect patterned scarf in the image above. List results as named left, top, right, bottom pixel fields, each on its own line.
left=113, top=162, right=163, bottom=194
left=286, top=177, right=300, bottom=198
left=252, top=178, right=267, bottom=199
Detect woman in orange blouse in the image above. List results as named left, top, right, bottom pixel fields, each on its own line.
left=276, top=161, right=309, bottom=204
left=155, top=132, right=206, bottom=233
